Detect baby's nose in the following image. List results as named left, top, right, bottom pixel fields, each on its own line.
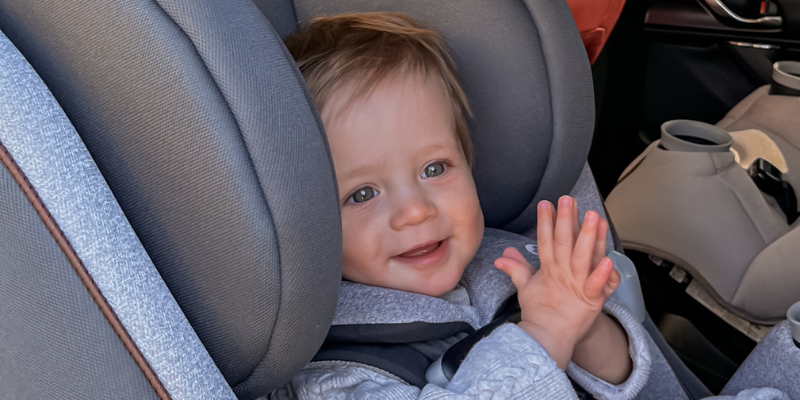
left=389, top=195, right=437, bottom=230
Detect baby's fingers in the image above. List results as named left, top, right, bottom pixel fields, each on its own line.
left=501, top=247, right=536, bottom=274
left=554, top=196, right=577, bottom=267
left=572, top=197, right=581, bottom=242
left=536, top=201, right=555, bottom=268
left=495, top=257, right=534, bottom=291
left=591, top=218, right=609, bottom=268
left=571, top=211, right=599, bottom=277
left=603, top=268, right=622, bottom=298
left=584, top=257, right=614, bottom=300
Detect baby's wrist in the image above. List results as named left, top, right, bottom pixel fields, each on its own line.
left=575, top=313, right=606, bottom=349
left=571, top=313, right=633, bottom=384
left=517, top=320, right=576, bottom=370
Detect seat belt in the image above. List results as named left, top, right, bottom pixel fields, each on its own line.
left=748, top=158, right=799, bottom=224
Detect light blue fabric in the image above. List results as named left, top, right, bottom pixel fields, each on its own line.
left=0, top=31, right=236, bottom=400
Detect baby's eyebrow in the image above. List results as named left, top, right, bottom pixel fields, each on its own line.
left=340, top=163, right=383, bottom=182
left=414, top=143, right=451, bottom=157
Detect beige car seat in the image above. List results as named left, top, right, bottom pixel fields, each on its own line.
left=607, top=97, right=800, bottom=325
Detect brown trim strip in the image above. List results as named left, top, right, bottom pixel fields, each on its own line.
left=0, top=142, right=171, bottom=400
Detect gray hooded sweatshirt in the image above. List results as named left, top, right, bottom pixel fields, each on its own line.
left=268, top=229, right=787, bottom=400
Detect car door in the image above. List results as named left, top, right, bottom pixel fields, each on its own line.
left=590, top=0, right=800, bottom=197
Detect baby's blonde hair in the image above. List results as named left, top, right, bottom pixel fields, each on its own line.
left=284, top=12, right=473, bottom=166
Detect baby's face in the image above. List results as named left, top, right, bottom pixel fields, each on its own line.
left=322, top=73, right=484, bottom=297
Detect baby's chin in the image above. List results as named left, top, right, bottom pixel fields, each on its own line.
left=425, top=284, right=461, bottom=298
left=404, top=270, right=464, bottom=298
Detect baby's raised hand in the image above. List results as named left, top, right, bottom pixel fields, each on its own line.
left=494, top=196, right=620, bottom=369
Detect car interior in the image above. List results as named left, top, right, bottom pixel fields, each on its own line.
left=590, top=0, right=800, bottom=392
left=0, top=0, right=799, bottom=399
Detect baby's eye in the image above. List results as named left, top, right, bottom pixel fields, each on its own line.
left=350, top=187, right=378, bottom=203
left=422, top=162, right=446, bottom=178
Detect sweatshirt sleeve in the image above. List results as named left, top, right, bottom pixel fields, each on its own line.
left=705, top=388, right=789, bottom=400
left=565, top=298, right=652, bottom=400
left=270, top=323, right=578, bottom=400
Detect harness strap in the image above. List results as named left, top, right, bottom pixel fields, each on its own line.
left=327, top=321, right=475, bottom=344
left=314, top=321, right=475, bottom=389
left=313, top=342, right=433, bottom=389
left=313, top=297, right=596, bottom=399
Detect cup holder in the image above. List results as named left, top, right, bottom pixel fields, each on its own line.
left=770, top=61, right=800, bottom=96
left=660, top=120, right=732, bottom=153
left=788, top=301, right=800, bottom=349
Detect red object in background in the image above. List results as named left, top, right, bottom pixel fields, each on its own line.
left=566, top=0, right=626, bottom=64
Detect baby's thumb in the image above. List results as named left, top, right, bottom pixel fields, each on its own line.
left=495, top=257, right=532, bottom=290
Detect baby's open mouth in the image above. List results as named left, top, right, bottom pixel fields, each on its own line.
left=398, top=241, right=442, bottom=258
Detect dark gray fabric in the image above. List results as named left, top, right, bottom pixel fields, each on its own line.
left=0, top=1, right=341, bottom=398
left=312, top=342, right=434, bottom=389
left=327, top=322, right=474, bottom=344
left=631, top=326, right=692, bottom=400
left=641, top=316, right=711, bottom=400
left=252, top=0, right=299, bottom=38
left=505, top=0, right=595, bottom=233
left=721, top=321, right=800, bottom=400
left=292, top=0, right=594, bottom=231
left=0, top=164, right=159, bottom=400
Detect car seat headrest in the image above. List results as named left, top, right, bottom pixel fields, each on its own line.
left=0, top=0, right=593, bottom=398
left=293, top=0, right=595, bottom=232
left=0, top=0, right=340, bottom=398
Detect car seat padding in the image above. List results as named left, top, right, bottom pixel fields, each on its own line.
left=0, top=1, right=341, bottom=397
left=0, top=143, right=171, bottom=400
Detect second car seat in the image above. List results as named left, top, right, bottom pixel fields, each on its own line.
left=606, top=62, right=800, bottom=325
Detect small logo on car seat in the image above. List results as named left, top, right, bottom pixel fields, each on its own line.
left=525, top=244, right=537, bottom=255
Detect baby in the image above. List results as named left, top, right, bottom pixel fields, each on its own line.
left=269, top=12, right=648, bottom=400
left=267, top=12, right=793, bottom=400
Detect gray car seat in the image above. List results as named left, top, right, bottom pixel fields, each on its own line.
left=0, top=1, right=342, bottom=398
left=0, top=30, right=237, bottom=400
left=0, top=0, right=709, bottom=399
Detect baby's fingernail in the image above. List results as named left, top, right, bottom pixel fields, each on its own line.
left=559, top=196, right=571, bottom=207
left=538, top=201, right=547, bottom=211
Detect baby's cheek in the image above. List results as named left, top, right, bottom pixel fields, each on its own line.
left=340, top=248, right=379, bottom=286
left=459, top=186, right=484, bottom=247
left=340, top=214, right=387, bottom=280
